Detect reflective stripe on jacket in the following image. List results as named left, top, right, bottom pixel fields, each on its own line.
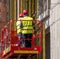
left=22, top=16, right=34, bottom=34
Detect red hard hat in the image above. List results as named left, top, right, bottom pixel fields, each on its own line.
left=19, top=13, right=23, bottom=17
left=23, top=10, right=28, bottom=14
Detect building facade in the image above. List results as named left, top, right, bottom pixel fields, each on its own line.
left=42, top=0, right=60, bottom=59
left=50, top=0, right=60, bottom=59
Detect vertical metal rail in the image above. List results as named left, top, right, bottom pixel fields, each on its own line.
left=17, top=0, right=19, bottom=20
left=43, top=24, right=46, bottom=59
left=29, top=0, right=31, bottom=16
left=21, top=0, right=23, bottom=13
left=13, top=0, right=17, bottom=20
left=37, top=0, right=38, bottom=18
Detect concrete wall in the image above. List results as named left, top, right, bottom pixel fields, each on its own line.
left=0, top=1, right=7, bottom=59
left=50, top=0, right=60, bottom=59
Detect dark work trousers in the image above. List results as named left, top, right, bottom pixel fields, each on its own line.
left=21, top=34, right=32, bottom=48
left=22, top=34, right=32, bottom=39
left=18, top=34, right=32, bottom=48
left=18, top=33, right=32, bottom=38
left=18, top=33, right=23, bottom=47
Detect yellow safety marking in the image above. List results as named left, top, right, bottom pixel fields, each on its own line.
left=14, top=50, right=38, bottom=54
left=3, top=46, right=11, bottom=55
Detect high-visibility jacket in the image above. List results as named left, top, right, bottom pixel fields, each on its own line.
left=22, top=16, right=34, bottom=34
left=16, top=18, right=22, bottom=34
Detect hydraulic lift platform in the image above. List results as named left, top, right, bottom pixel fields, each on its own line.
left=1, top=20, right=43, bottom=59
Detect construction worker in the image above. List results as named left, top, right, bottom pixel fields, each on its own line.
left=20, top=10, right=34, bottom=47
left=16, top=13, right=23, bottom=39
left=16, top=13, right=25, bottom=48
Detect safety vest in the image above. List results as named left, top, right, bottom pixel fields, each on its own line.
left=16, top=18, right=22, bottom=34
left=22, top=16, right=34, bottom=34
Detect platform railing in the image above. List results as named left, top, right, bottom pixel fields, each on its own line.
left=1, top=20, right=43, bottom=54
